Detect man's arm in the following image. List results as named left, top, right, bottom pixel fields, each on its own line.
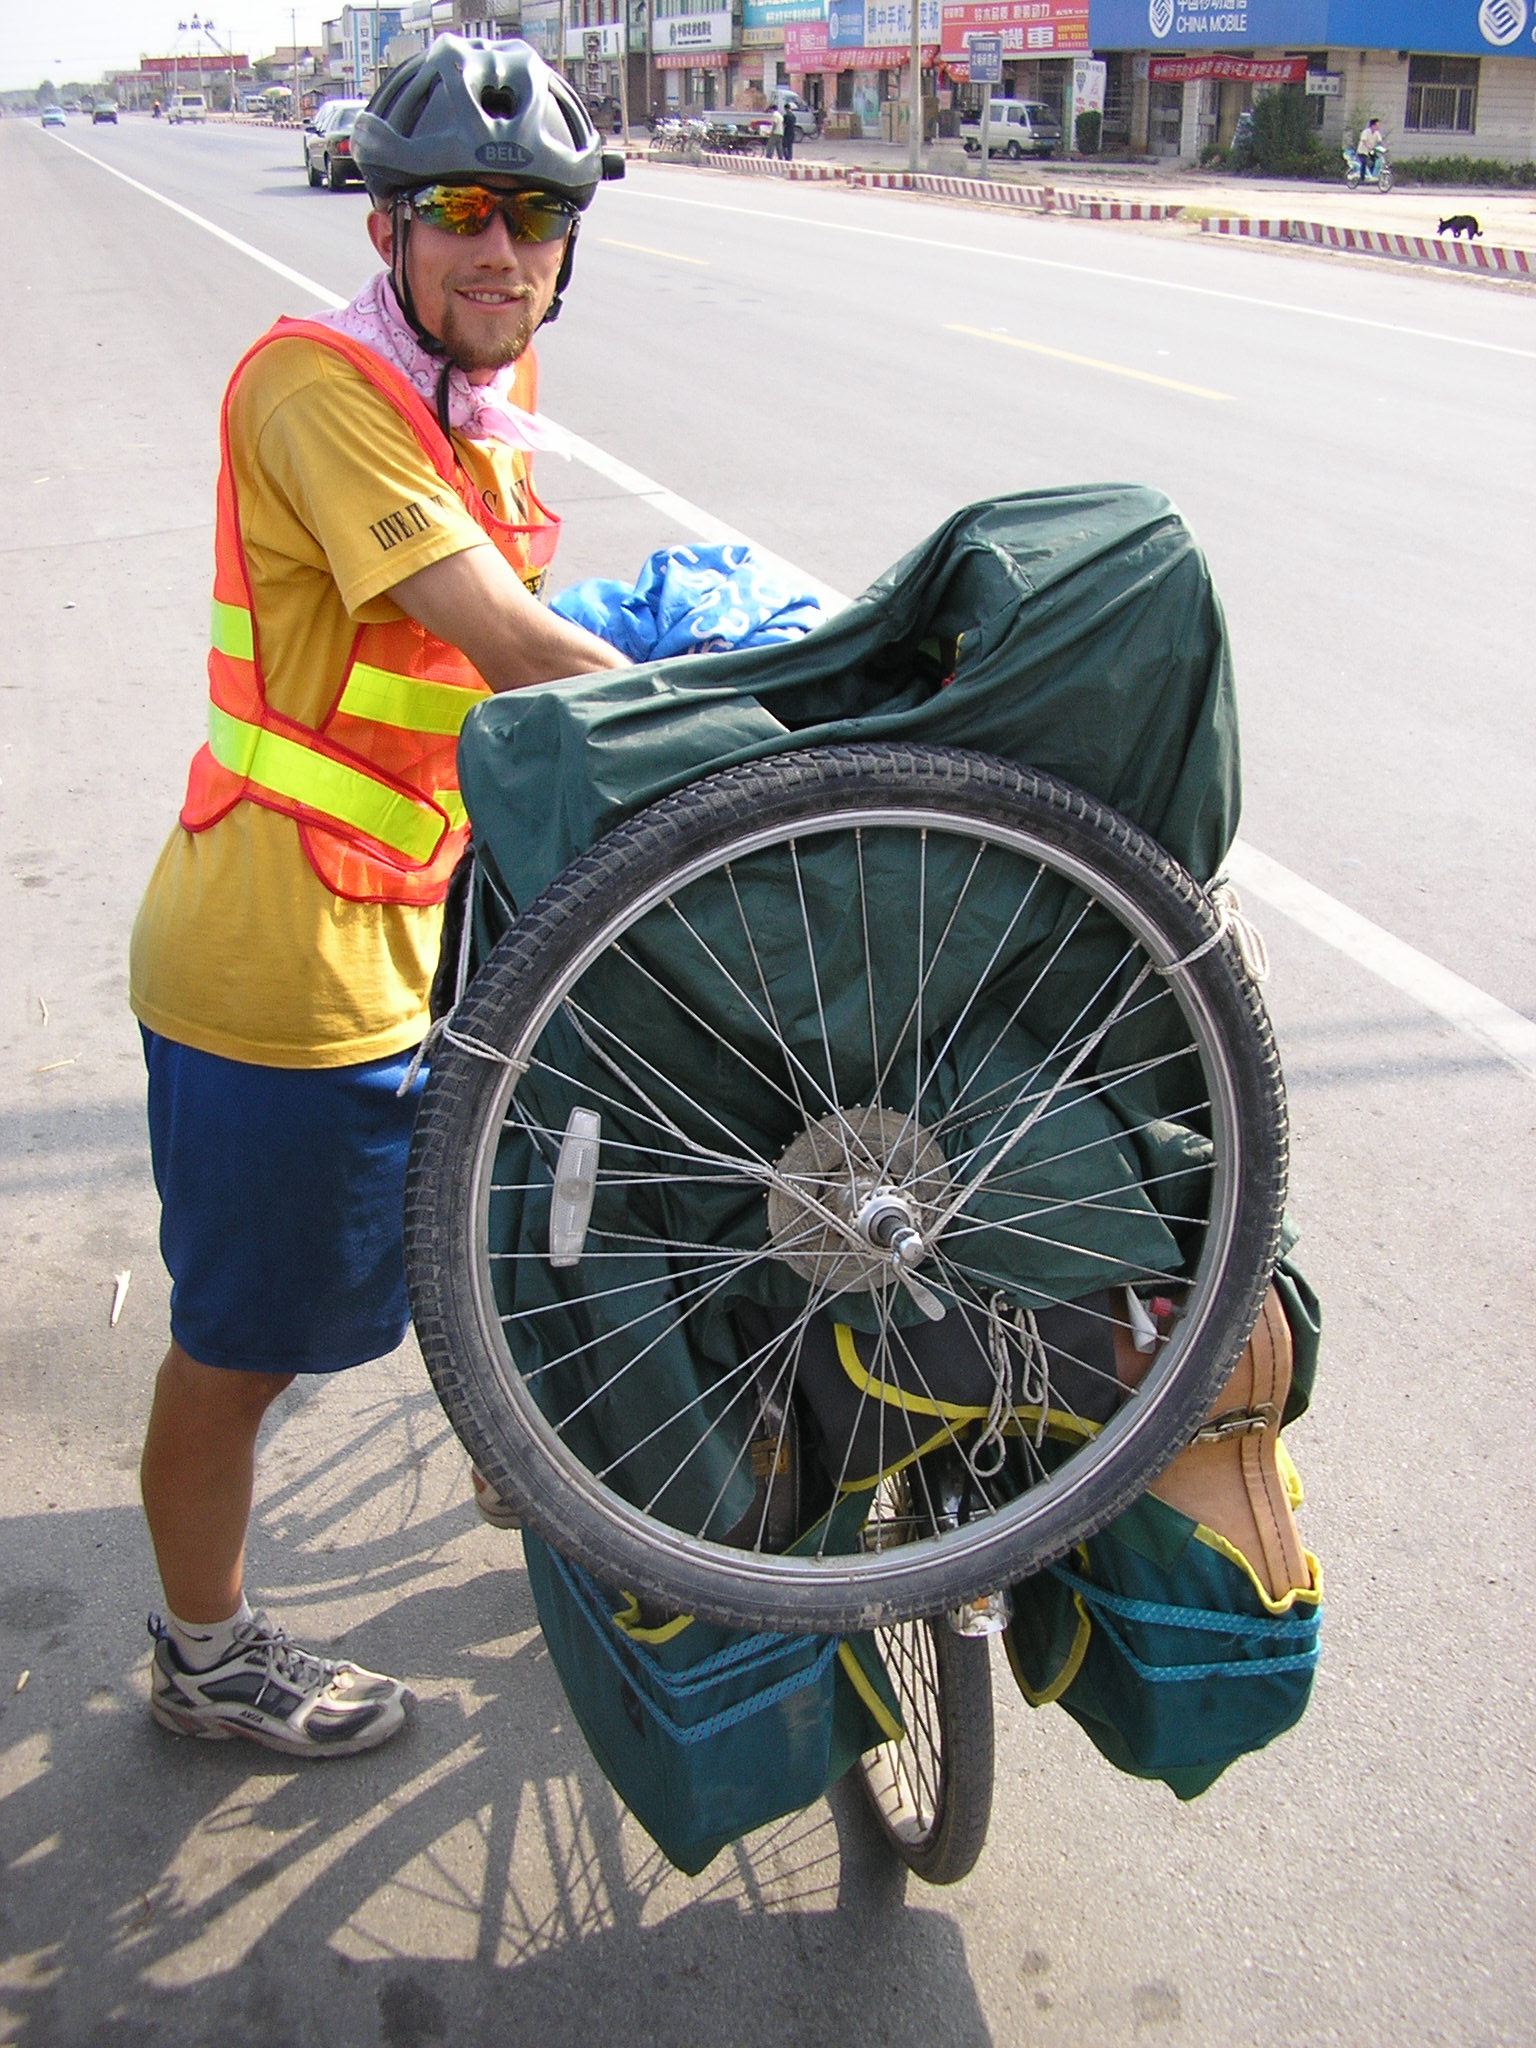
left=388, top=542, right=628, bottom=691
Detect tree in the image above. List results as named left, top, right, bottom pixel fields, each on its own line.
left=38, top=78, right=56, bottom=103
left=1250, top=86, right=1324, bottom=175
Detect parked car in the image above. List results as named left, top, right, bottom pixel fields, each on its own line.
left=168, top=93, right=208, bottom=123
left=960, top=98, right=1062, bottom=160
left=303, top=99, right=367, bottom=188
left=92, top=100, right=119, bottom=124
left=40, top=104, right=66, bottom=129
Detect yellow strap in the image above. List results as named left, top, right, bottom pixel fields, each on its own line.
left=338, top=662, right=489, bottom=737
left=211, top=598, right=254, bottom=662
left=207, top=703, right=444, bottom=864
left=433, top=788, right=468, bottom=830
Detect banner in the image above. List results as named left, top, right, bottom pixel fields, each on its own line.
left=830, top=0, right=940, bottom=43
left=1145, top=53, right=1309, bottom=80
left=939, top=3, right=1090, bottom=60
left=743, top=0, right=827, bottom=24
left=788, top=18, right=939, bottom=61
left=651, top=10, right=734, bottom=52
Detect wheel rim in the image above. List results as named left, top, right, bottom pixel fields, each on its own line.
left=857, top=1477, right=952, bottom=1848
left=451, top=772, right=1272, bottom=1623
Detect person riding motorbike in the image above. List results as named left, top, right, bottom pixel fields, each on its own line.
left=130, top=35, right=627, bottom=1760
left=1356, top=117, right=1384, bottom=180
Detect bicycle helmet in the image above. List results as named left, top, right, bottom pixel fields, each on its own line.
left=354, top=36, right=623, bottom=343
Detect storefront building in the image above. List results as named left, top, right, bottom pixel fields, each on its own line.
left=788, top=0, right=941, bottom=134
left=939, top=0, right=1089, bottom=126
left=1085, top=0, right=1536, bottom=160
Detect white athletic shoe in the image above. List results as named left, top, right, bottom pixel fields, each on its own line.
left=149, top=1613, right=412, bottom=1757
left=470, top=1464, right=522, bottom=1530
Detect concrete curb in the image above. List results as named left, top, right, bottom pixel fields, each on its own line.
left=1200, top=213, right=1534, bottom=275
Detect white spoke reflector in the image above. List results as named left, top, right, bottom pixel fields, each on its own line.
left=548, top=1108, right=602, bottom=1268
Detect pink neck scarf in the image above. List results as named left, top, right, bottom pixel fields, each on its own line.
left=315, top=271, right=568, bottom=457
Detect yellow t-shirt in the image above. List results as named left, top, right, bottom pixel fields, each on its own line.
left=130, top=333, right=536, bottom=1068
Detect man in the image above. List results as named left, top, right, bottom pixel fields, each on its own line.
left=130, top=37, right=627, bottom=1758
left=767, top=103, right=783, bottom=157
left=781, top=100, right=797, bottom=163
left=1357, top=115, right=1384, bottom=178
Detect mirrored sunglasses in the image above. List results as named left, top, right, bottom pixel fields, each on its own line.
left=404, top=185, right=579, bottom=243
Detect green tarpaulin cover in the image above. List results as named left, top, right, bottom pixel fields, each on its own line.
left=455, top=487, right=1242, bottom=1531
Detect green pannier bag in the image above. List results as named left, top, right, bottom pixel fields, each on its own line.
left=522, top=1533, right=902, bottom=1876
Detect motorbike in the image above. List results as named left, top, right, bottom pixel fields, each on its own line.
left=152, top=100, right=162, bottom=118
left=1343, top=145, right=1392, bottom=192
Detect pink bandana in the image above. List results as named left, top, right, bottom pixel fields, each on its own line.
left=315, top=271, right=569, bottom=457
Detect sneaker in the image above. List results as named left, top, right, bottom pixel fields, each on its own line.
left=149, top=1613, right=413, bottom=1757
left=470, top=1464, right=522, bottom=1530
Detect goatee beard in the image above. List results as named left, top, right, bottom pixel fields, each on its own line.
left=439, top=297, right=537, bottom=372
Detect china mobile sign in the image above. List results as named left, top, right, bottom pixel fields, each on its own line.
left=652, top=10, right=733, bottom=52
left=1092, top=1, right=1536, bottom=54
left=939, top=1, right=1089, bottom=61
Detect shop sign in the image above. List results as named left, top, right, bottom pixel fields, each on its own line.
left=1145, top=52, right=1308, bottom=78
left=651, top=10, right=734, bottom=52
left=1305, top=67, right=1342, bottom=91
left=787, top=18, right=939, bottom=60
left=1090, top=0, right=1536, bottom=55
left=654, top=50, right=732, bottom=67
left=830, top=0, right=940, bottom=42
left=564, top=21, right=626, bottom=57
left=1072, top=53, right=1107, bottom=109
left=744, top=0, right=828, bottom=23
left=1089, top=0, right=1327, bottom=46
left=939, top=3, right=1090, bottom=60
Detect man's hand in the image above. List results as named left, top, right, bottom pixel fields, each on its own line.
left=388, top=543, right=628, bottom=691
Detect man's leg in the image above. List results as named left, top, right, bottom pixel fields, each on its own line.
left=140, top=1340, right=290, bottom=1623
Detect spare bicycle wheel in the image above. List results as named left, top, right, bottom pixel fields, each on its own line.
left=405, top=744, right=1287, bottom=1632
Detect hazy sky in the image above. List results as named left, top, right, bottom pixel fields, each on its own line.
left=3, top=2, right=330, bottom=92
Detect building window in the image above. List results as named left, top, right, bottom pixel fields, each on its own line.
left=1405, top=55, right=1477, bottom=134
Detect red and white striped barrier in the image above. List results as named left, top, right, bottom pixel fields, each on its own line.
left=1074, top=198, right=1184, bottom=221
left=849, top=169, right=1055, bottom=209
left=1200, top=213, right=1534, bottom=275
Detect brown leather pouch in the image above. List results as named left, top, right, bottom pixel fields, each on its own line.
left=1116, top=1287, right=1310, bottom=1603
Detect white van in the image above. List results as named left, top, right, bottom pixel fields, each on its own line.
left=168, top=93, right=209, bottom=124
left=960, top=98, right=1062, bottom=160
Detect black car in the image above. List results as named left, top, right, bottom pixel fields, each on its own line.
left=303, top=99, right=367, bottom=189
left=92, top=101, right=119, bottom=124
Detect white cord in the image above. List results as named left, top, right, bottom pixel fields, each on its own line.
left=1164, top=881, right=1270, bottom=982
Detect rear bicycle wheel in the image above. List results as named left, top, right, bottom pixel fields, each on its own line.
left=854, top=1475, right=995, bottom=1885
left=406, top=744, right=1287, bottom=1632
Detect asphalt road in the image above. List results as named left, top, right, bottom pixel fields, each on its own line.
left=1, top=114, right=1532, bottom=2048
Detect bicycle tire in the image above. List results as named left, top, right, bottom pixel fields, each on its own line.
left=406, top=744, right=1287, bottom=1633
left=854, top=1474, right=994, bottom=1884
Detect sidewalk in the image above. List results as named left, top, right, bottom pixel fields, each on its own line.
left=638, top=128, right=1536, bottom=257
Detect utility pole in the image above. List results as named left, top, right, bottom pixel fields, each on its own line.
left=907, top=0, right=921, bottom=170
left=290, top=7, right=300, bottom=121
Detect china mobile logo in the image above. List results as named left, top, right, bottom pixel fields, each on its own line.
left=1148, top=0, right=1174, bottom=36
left=1478, top=0, right=1528, bottom=43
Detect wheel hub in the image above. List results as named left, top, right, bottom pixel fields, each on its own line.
left=765, top=1105, right=952, bottom=1294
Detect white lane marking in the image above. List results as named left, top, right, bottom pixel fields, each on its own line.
left=1225, top=842, right=1536, bottom=1082
left=59, top=140, right=1535, bottom=1081
left=54, top=135, right=350, bottom=307
left=616, top=182, right=1536, bottom=362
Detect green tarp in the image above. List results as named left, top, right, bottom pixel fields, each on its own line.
left=456, top=487, right=1243, bottom=1532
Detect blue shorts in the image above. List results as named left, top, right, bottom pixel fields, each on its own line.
left=142, top=1028, right=426, bottom=1373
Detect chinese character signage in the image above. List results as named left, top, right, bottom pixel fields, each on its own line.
left=940, top=2, right=1090, bottom=60
left=1089, top=0, right=1536, bottom=55
left=743, top=0, right=827, bottom=25
left=830, top=0, right=941, bottom=44
left=652, top=9, right=734, bottom=51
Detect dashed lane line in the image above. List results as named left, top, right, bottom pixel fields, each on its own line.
left=946, top=323, right=1235, bottom=400
left=53, top=134, right=1536, bottom=1081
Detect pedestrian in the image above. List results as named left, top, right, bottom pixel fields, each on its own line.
left=781, top=101, right=796, bottom=162
left=767, top=103, right=783, bottom=157
left=130, top=35, right=628, bottom=1759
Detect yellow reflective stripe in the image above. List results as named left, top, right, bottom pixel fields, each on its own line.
left=433, top=788, right=467, bottom=830
left=337, top=662, right=487, bottom=737
left=211, top=598, right=254, bottom=662
left=207, top=703, right=443, bottom=864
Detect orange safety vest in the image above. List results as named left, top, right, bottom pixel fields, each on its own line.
left=179, top=317, right=560, bottom=906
